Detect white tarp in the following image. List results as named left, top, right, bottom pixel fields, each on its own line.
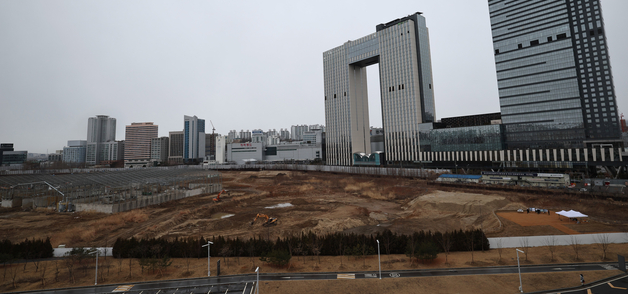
left=556, top=210, right=588, bottom=218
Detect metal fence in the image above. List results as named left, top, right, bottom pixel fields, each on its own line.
left=205, top=163, right=449, bottom=178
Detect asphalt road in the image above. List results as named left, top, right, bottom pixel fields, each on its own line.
left=13, top=263, right=625, bottom=294
left=537, top=275, right=628, bottom=294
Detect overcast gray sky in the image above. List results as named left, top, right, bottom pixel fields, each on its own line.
left=1, top=0, right=626, bottom=154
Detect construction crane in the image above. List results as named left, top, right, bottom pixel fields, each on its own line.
left=210, top=120, right=216, bottom=136
left=213, top=189, right=225, bottom=202
left=250, top=213, right=278, bottom=226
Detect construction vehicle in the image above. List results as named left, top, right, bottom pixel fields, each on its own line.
left=213, top=189, right=225, bottom=202
left=250, top=213, right=278, bottom=226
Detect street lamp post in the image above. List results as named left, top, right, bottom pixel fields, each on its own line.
left=516, top=249, right=524, bottom=293
left=255, top=266, right=260, bottom=294
left=202, top=241, right=214, bottom=277
left=376, top=239, right=381, bottom=280
left=94, top=248, right=99, bottom=285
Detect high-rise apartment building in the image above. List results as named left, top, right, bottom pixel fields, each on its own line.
left=184, top=115, right=205, bottom=161
left=238, top=130, right=251, bottom=140
left=290, top=125, right=309, bottom=141
left=86, top=115, right=116, bottom=164
left=324, top=12, right=435, bottom=165
left=227, top=130, right=238, bottom=143
left=280, top=128, right=290, bottom=140
left=489, top=0, right=621, bottom=149
left=124, top=122, right=158, bottom=160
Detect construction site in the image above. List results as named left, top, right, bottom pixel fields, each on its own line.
left=1, top=169, right=627, bottom=248
left=2, top=168, right=628, bottom=293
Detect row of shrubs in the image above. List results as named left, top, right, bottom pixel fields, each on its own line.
left=112, top=229, right=489, bottom=259
left=0, top=238, right=54, bottom=262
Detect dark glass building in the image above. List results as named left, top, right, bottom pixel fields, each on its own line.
left=489, top=0, right=621, bottom=149
left=419, top=124, right=505, bottom=152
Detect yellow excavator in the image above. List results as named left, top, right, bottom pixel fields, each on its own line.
left=250, top=213, right=278, bottom=226
left=213, top=189, right=225, bottom=202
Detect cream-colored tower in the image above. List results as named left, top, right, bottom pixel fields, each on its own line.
left=324, top=12, right=435, bottom=166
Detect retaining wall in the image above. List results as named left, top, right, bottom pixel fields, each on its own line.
left=488, top=232, right=628, bottom=249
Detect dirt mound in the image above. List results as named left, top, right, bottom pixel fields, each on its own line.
left=308, top=218, right=375, bottom=235
left=405, top=191, right=511, bottom=215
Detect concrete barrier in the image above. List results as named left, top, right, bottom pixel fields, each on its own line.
left=76, top=203, right=114, bottom=214
left=488, top=232, right=628, bottom=249
left=75, top=185, right=220, bottom=214
left=1, top=198, right=22, bottom=208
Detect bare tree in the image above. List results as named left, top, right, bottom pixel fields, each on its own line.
left=219, top=244, right=232, bottom=268
left=63, top=255, right=76, bottom=284
left=127, top=258, right=133, bottom=279
left=292, top=243, right=303, bottom=264
left=382, top=231, right=392, bottom=264
left=311, top=237, right=323, bottom=264
left=438, top=233, right=453, bottom=265
left=116, top=253, right=123, bottom=275
left=465, top=230, right=475, bottom=264
left=336, top=237, right=344, bottom=268
left=595, top=234, right=611, bottom=260
left=495, top=238, right=504, bottom=263
left=360, top=237, right=370, bottom=268
left=519, top=238, right=530, bottom=261
left=569, top=236, right=581, bottom=261
left=40, top=261, right=48, bottom=286
left=542, top=236, right=558, bottom=262
left=182, top=249, right=192, bottom=274
left=10, top=262, right=19, bottom=289
left=247, top=243, right=256, bottom=265
left=54, top=260, right=60, bottom=282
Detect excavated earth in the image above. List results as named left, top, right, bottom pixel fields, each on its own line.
left=1, top=170, right=627, bottom=247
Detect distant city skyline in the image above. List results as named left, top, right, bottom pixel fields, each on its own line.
left=1, top=1, right=626, bottom=153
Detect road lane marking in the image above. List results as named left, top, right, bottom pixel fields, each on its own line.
left=608, top=282, right=627, bottom=289
left=600, top=264, right=616, bottom=270
left=112, top=285, right=134, bottom=292
left=337, top=274, right=355, bottom=279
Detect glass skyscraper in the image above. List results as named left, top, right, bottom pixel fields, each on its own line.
left=489, top=0, right=621, bottom=149
left=184, top=115, right=206, bottom=161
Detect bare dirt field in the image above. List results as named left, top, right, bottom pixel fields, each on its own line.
left=1, top=170, right=628, bottom=247
left=2, top=170, right=628, bottom=293
left=2, top=243, right=627, bottom=293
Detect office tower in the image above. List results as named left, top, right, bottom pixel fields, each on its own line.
left=205, top=133, right=217, bottom=160
left=63, top=140, right=87, bottom=163
left=184, top=115, right=205, bottom=161
left=168, top=131, right=184, bottom=163
left=86, top=115, right=116, bottom=164
left=101, top=141, right=124, bottom=162
left=151, top=137, right=169, bottom=163
left=324, top=12, right=435, bottom=165
left=489, top=0, right=621, bottom=149
left=124, top=122, right=158, bottom=160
